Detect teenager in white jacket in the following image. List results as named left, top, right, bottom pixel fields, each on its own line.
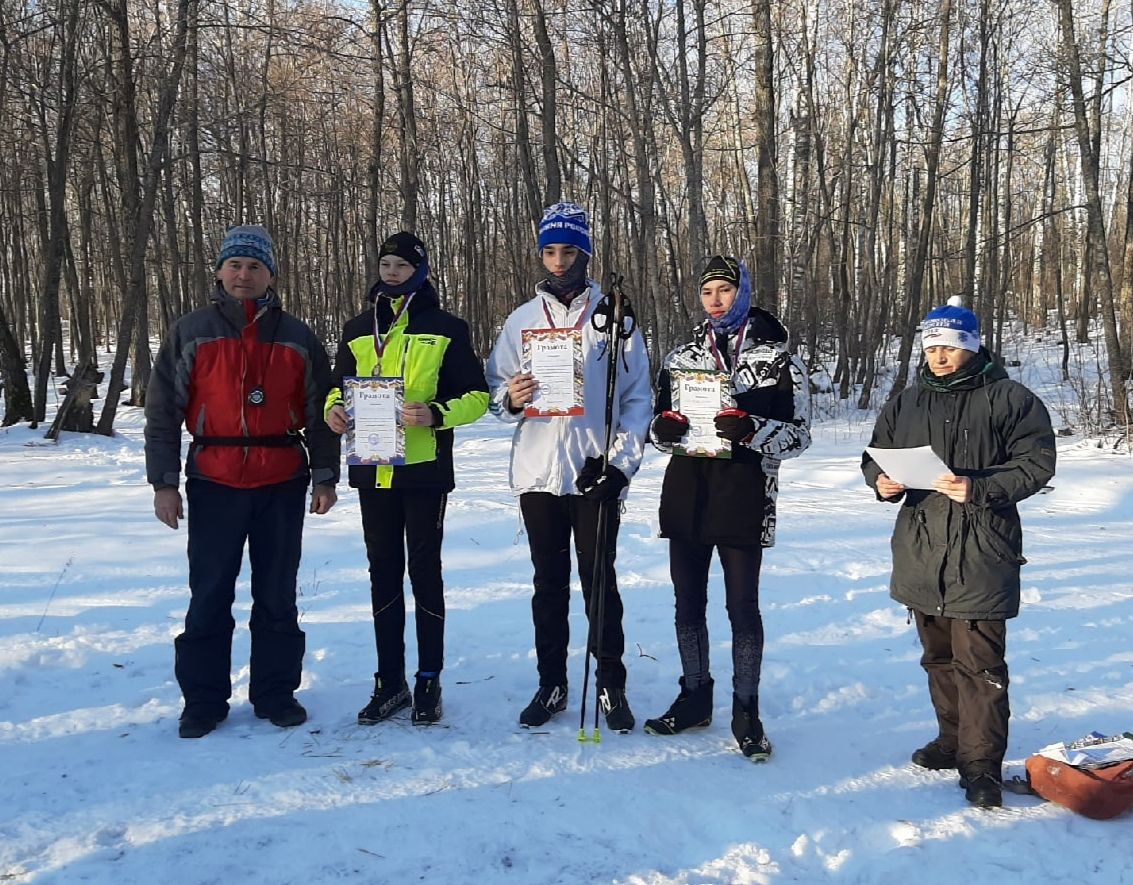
left=485, top=202, right=651, bottom=731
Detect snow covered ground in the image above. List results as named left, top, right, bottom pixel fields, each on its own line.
left=2, top=360, right=1132, bottom=883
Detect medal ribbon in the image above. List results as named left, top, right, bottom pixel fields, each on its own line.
left=540, top=293, right=591, bottom=331
left=706, top=319, right=748, bottom=373
left=373, top=293, right=415, bottom=374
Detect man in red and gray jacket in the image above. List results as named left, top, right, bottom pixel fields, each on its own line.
left=145, top=225, right=340, bottom=738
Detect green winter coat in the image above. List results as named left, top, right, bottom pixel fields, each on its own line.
left=861, top=350, right=1056, bottom=619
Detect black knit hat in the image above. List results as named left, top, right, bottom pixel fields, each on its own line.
left=379, top=232, right=428, bottom=268
left=699, top=255, right=740, bottom=288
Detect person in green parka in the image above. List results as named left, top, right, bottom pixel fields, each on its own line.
left=862, top=295, right=1056, bottom=809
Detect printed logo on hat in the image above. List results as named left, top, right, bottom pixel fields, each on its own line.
left=920, top=295, right=980, bottom=353
left=537, top=202, right=593, bottom=255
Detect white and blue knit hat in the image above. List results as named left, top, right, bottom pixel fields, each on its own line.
left=537, top=202, right=592, bottom=255
left=216, top=224, right=277, bottom=276
left=921, top=295, right=980, bottom=352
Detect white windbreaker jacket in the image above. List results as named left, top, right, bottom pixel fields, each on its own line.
left=485, top=281, right=652, bottom=497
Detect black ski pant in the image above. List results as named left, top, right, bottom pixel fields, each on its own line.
left=669, top=538, right=764, bottom=704
left=519, top=492, right=627, bottom=690
left=175, top=477, right=307, bottom=719
left=914, top=611, right=1010, bottom=774
left=358, top=487, right=447, bottom=685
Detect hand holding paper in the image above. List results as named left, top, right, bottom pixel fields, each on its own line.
left=865, top=445, right=950, bottom=490
left=933, top=474, right=971, bottom=503
left=875, top=473, right=906, bottom=498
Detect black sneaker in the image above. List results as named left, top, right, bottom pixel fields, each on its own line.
left=255, top=698, right=307, bottom=728
left=358, top=676, right=411, bottom=724
left=411, top=675, right=443, bottom=725
left=731, top=695, right=772, bottom=761
left=644, top=677, right=713, bottom=735
left=519, top=684, right=567, bottom=727
left=911, top=739, right=958, bottom=770
left=178, top=709, right=226, bottom=739
left=599, top=687, right=635, bottom=733
left=960, top=765, right=1003, bottom=808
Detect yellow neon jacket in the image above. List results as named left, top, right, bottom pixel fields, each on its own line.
left=326, top=280, right=488, bottom=490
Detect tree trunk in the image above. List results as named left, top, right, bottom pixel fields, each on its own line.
left=32, top=0, right=83, bottom=425
left=751, top=0, right=780, bottom=307
left=97, top=0, right=191, bottom=434
left=532, top=1, right=561, bottom=205
left=394, top=0, right=419, bottom=230
left=889, top=0, right=952, bottom=399
left=1055, top=0, right=1127, bottom=425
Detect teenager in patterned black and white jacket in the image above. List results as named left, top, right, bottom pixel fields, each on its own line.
left=643, top=255, right=811, bottom=759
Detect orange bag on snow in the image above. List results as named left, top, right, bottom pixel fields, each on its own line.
left=1025, top=756, right=1133, bottom=820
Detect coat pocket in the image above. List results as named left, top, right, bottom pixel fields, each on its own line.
left=891, top=505, right=933, bottom=575
left=975, top=509, right=1026, bottom=565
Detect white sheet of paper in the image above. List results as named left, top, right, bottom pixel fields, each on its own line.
left=347, top=377, right=404, bottom=465
left=865, top=445, right=950, bottom=490
left=673, top=372, right=730, bottom=457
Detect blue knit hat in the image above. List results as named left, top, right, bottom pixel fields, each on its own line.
left=921, top=295, right=980, bottom=352
left=216, top=225, right=277, bottom=276
left=537, top=202, right=592, bottom=255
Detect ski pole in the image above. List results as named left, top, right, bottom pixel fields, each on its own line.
left=578, top=274, right=636, bottom=743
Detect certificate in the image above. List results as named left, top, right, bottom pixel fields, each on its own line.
left=865, top=445, right=950, bottom=490
left=344, top=376, right=405, bottom=465
left=521, top=328, right=584, bottom=417
left=671, top=370, right=735, bottom=458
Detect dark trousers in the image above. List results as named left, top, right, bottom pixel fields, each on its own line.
left=519, top=492, right=627, bottom=689
left=669, top=538, right=764, bottom=700
left=915, top=611, right=1010, bottom=771
left=175, top=477, right=307, bottom=718
left=358, top=487, right=447, bottom=684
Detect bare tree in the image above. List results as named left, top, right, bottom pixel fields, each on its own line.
left=1054, top=0, right=1127, bottom=425
left=890, top=0, right=953, bottom=399
left=96, top=0, right=191, bottom=434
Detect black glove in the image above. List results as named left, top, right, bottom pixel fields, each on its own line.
left=652, top=410, right=690, bottom=445
left=576, top=457, right=629, bottom=502
left=714, top=408, right=757, bottom=444
left=575, top=455, right=603, bottom=493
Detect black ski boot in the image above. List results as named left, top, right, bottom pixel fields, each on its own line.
left=959, top=763, right=1003, bottom=808
left=411, top=674, right=443, bottom=725
left=519, top=684, right=567, bottom=727
left=911, top=738, right=958, bottom=770
left=599, top=686, right=635, bottom=733
left=358, top=675, right=410, bottom=724
left=178, top=709, right=227, bottom=739
left=644, top=677, right=714, bottom=735
left=731, top=694, right=772, bottom=761
left=255, top=697, right=307, bottom=728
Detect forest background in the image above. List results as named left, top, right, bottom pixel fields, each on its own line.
left=1, top=0, right=1131, bottom=436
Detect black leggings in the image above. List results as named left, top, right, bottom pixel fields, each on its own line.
left=669, top=538, right=764, bottom=703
